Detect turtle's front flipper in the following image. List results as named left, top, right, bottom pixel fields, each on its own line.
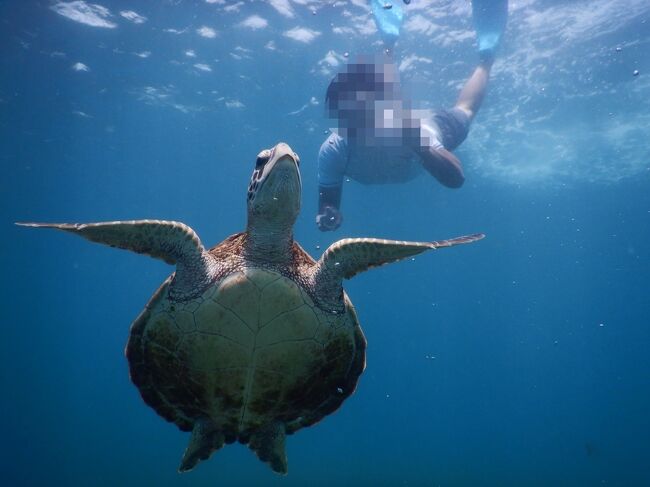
left=313, top=234, right=484, bottom=304
left=16, top=220, right=217, bottom=298
left=248, top=421, right=288, bottom=475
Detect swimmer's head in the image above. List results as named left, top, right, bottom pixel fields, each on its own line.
left=325, top=56, right=420, bottom=145
left=325, top=56, right=401, bottom=116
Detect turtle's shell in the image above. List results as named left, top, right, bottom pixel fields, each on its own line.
left=126, top=234, right=366, bottom=443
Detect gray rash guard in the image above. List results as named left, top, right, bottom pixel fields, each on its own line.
left=318, top=108, right=470, bottom=189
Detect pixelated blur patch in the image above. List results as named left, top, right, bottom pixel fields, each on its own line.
left=325, top=55, right=425, bottom=148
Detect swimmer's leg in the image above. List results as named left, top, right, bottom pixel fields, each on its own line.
left=456, top=0, right=507, bottom=120
left=454, top=60, right=493, bottom=122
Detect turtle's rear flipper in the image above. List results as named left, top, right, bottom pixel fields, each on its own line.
left=248, top=421, right=288, bottom=475
left=179, top=418, right=225, bottom=472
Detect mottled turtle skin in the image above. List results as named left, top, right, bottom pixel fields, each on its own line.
left=126, top=232, right=366, bottom=446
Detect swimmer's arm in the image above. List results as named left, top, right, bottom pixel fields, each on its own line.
left=318, top=184, right=342, bottom=213
left=316, top=138, right=345, bottom=231
left=317, top=135, right=347, bottom=211
left=418, top=146, right=465, bottom=188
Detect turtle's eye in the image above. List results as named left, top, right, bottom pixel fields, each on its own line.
left=255, top=150, right=271, bottom=169
left=293, top=152, right=300, bottom=166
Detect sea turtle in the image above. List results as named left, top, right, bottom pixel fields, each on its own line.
left=18, top=142, right=483, bottom=475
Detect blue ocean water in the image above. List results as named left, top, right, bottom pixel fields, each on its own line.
left=2, top=1, right=650, bottom=485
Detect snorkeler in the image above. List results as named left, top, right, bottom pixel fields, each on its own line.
left=316, top=0, right=508, bottom=232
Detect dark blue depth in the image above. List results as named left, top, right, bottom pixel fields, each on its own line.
left=2, top=1, right=649, bottom=486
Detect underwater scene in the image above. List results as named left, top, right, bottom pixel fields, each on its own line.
left=2, top=0, right=650, bottom=485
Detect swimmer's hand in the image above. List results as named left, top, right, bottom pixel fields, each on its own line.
left=316, top=206, right=343, bottom=232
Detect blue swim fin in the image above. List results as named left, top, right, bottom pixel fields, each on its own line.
left=371, top=0, right=404, bottom=49
left=472, top=0, right=508, bottom=58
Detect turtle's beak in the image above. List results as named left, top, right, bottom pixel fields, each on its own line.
left=267, top=143, right=300, bottom=176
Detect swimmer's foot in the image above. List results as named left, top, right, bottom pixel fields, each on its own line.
left=472, top=0, right=508, bottom=60
left=371, top=0, right=404, bottom=50
left=479, top=47, right=496, bottom=64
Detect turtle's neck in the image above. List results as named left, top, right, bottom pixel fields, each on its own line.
left=244, top=219, right=294, bottom=265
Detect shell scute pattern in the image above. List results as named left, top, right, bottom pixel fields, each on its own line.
left=174, top=309, right=197, bottom=333
left=143, top=311, right=182, bottom=357
left=255, top=305, right=320, bottom=348
left=213, top=273, right=261, bottom=332
left=254, top=339, right=324, bottom=375
left=242, top=266, right=282, bottom=290
left=194, top=302, right=255, bottom=346
left=313, top=320, right=336, bottom=344
left=128, top=237, right=367, bottom=447
left=258, top=277, right=309, bottom=330
left=182, top=298, right=203, bottom=314
left=178, top=333, right=250, bottom=372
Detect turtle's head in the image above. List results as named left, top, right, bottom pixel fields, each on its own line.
left=246, top=142, right=302, bottom=233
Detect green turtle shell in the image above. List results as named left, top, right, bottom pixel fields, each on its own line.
left=126, top=233, right=366, bottom=444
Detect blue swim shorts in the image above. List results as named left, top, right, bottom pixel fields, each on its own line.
left=432, top=107, right=471, bottom=151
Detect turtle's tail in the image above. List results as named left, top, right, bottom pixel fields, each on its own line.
left=178, top=418, right=225, bottom=473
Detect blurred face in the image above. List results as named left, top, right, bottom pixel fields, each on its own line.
left=332, top=91, right=377, bottom=135
left=327, top=60, right=403, bottom=143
